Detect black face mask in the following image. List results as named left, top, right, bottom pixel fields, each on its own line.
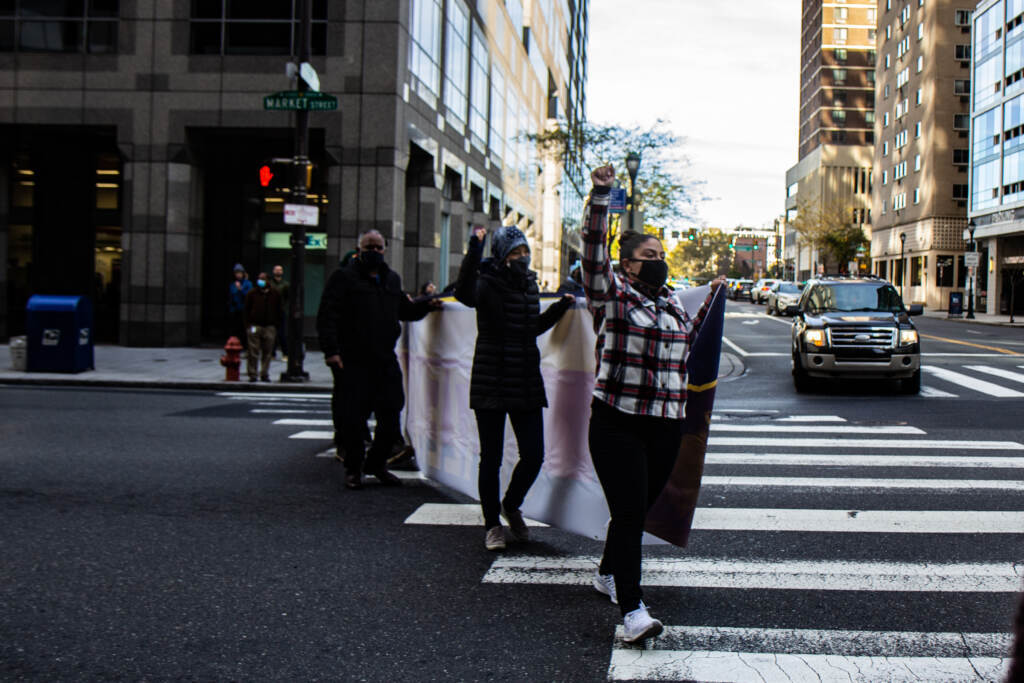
left=631, top=258, right=669, bottom=291
left=359, top=250, right=384, bottom=269
left=508, top=255, right=531, bottom=276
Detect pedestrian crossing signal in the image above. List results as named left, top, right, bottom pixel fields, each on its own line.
left=259, top=165, right=274, bottom=187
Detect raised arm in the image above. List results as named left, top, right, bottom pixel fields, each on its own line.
left=580, top=165, right=617, bottom=303
left=454, top=227, right=487, bottom=308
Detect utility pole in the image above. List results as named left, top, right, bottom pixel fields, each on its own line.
left=283, top=0, right=311, bottom=382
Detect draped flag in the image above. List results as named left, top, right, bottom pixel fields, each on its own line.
left=644, top=284, right=727, bottom=546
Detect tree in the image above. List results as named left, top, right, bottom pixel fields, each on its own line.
left=789, top=196, right=868, bottom=273
left=530, top=119, right=705, bottom=231
left=666, top=229, right=734, bottom=281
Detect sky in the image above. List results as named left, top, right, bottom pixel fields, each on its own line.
left=586, top=0, right=801, bottom=229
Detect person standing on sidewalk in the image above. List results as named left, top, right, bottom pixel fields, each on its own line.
left=455, top=225, right=575, bottom=551
left=316, top=230, right=442, bottom=490
left=581, top=164, right=725, bottom=643
left=227, top=264, right=251, bottom=341
left=243, top=272, right=282, bottom=382
left=270, top=264, right=290, bottom=360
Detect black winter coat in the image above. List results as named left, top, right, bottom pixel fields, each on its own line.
left=316, top=260, right=432, bottom=366
left=455, top=236, right=573, bottom=411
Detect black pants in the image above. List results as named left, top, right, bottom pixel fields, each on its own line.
left=331, top=363, right=404, bottom=477
left=474, top=408, right=544, bottom=529
left=588, top=399, right=683, bottom=615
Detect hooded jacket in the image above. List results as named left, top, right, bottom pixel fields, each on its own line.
left=455, top=234, right=573, bottom=411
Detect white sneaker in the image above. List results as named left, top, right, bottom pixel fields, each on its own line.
left=484, top=525, right=506, bottom=551
left=621, top=602, right=662, bottom=643
left=593, top=572, right=618, bottom=604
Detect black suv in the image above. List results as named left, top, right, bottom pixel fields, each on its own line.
left=789, top=277, right=923, bottom=394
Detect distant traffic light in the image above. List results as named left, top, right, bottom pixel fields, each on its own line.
left=687, top=228, right=697, bottom=241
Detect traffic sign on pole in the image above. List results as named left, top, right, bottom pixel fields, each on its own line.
left=964, top=252, right=981, bottom=268
left=263, top=91, right=338, bottom=111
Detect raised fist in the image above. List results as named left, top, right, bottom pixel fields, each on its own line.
left=591, top=165, right=615, bottom=188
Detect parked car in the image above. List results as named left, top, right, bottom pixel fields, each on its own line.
left=730, top=279, right=754, bottom=300
left=767, top=281, right=804, bottom=315
left=789, top=277, right=923, bottom=394
left=751, top=278, right=780, bottom=304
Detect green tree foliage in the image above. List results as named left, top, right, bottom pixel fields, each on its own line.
left=789, top=197, right=868, bottom=272
left=666, top=229, right=734, bottom=281
left=531, top=119, right=704, bottom=230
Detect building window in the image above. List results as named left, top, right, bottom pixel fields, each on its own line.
left=954, top=10, right=973, bottom=26
left=189, top=1, right=327, bottom=56
left=918, top=22, right=924, bottom=40
left=911, top=256, right=925, bottom=286
left=885, top=53, right=891, bottom=69
left=916, top=55, right=924, bottom=73
left=955, top=44, right=971, bottom=61
left=915, top=121, right=922, bottom=137
left=2, top=0, right=120, bottom=53
left=882, top=169, right=889, bottom=185
left=833, top=68, right=847, bottom=83
left=884, top=84, right=890, bottom=98
left=834, top=48, right=848, bottom=62
left=953, top=113, right=969, bottom=129
left=831, top=109, right=847, bottom=124
left=883, top=140, right=889, bottom=155
left=953, top=149, right=969, bottom=165
left=953, top=183, right=968, bottom=199
left=410, top=0, right=444, bottom=100
left=868, top=8, right=877, bottom=22
left=866, top=111, right=876, bottom=124
left=914, top=153, right=921, bottom=171
left=468, top=23, right=489, bottom=151
left=916, top=88, right=923, bottom=105
left=834, top=27, right=848, bottom=43
left=443, top=0, right=470, bottom=126
left=831, top=130, right=847, bottom=143
left=913, top=188, right=920, bottom=204
left=954, top=79, right=971, bottom=95
left=489, top=65, right=506, bottom=162
left=835, top=7, right=848, bottom=23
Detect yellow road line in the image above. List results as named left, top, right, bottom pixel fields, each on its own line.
left=920, top=333, right=1020, bottom=356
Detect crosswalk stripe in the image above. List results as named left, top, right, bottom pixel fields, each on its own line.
left=712, top=424, right=924, bottom=435
left=251, top=409, right=330, bottom=414
left=919, top=384, right=958, bottom=397
left=965, top=364, right=1024, bottom=385
left=707, top=452, right=1024, bottom=468
left=404, top=503, right=1024, bottom=533
left=483, top=556, right=1022, bottom=592
left=607, top=627, right=1011, bottom=682
left=287, top=430, right=334, bottom=440
left=218, top=392, right=329, bottom=400
left=273, top=418, right=333, bottom=426
left=922, top=365, right=1024, bottom=398
left=701, top=476, right=1024, bottom=491
left=773, top=415, right=847, bottom=423
left=708, top=436, right=1024, bottom=450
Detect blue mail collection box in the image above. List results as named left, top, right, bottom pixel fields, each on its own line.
left=26, top=295, right=95, bottom=373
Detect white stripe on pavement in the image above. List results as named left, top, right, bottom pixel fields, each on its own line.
left=404, top=503, right=1024, bottom=533
left=483, top=556, right=1023, bottom=592
left=721, top=336, right=748, bottom=356
left=707, top=436, right=1024, bottom=450
left=251, top=409, right=330, bottom=414
left=707, top=452, right=1024, bottom=468
left=607, top=627, right=1011, bottom=682
left=273, top=418, right=333, bottom=426
left=774, top=415, right=847, bottom=423
left=701, top=476, right=1024, bottom=491
left=287, top=430, right=334, bottom=440
left=218, top=392, right=329, bottom=399
left=922, top=365, right=1024, bottom=398
left=712, top=424, right=924, bottom=435
left=966, top=364, right=1024, bottom=385
left=919, top=384, right=958, bottom=398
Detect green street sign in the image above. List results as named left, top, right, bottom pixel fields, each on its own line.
left=263, top=91, right=338, bottom=111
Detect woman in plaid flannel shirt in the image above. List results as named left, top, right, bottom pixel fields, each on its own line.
left=581, top=164, right=725, bottom=643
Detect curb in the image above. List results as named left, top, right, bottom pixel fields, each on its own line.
left=0, top=377, right=333, bottom=393
left=717, top=352, right=746, bottom=382
left=921, top=314, right=1024, bottom=328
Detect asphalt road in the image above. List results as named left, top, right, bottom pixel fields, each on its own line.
left=2, top=301, right=1023, bottom=681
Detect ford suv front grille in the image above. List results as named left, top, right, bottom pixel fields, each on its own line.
left=827, top=326, right=896, bottom=349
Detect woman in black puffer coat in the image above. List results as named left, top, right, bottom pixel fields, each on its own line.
left=455, top=225, right=575, bottom=551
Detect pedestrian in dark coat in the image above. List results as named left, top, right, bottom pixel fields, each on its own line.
left=455, top=225, right=575, bottom=551
left=316, top=230, right=442, bottom=490
left=244, top=272, right=282, bottom=382
left=227, top=264, right=252, bottom=340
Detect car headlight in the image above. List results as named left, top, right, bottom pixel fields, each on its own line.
left=804, top=329, right=826, bottom=347
left=899, top=329, right=918, bottom=345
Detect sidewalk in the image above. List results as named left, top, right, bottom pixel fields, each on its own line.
left=0, top=344, right=334, bottom=392
left=920, top=308, right=1024, bottom=328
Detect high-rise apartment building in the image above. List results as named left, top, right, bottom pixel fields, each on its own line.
left=967, top=0, right=1024, bottom=317
left=871, top=0, right=972, bottom=309
left=0, top=0, right=588, bottom=345
left=786, top=0, right=876, bottom=279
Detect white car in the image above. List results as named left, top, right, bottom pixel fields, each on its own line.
left=767, top=281, right=804, bottom=315
left=751, top=279, right=779, bottom=304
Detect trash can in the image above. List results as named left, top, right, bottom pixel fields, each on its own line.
left=9, top=335, right=27, bottom=371
left=948, top=291, right=964, bottom=318
left=25, top=295, right=95, bottom=373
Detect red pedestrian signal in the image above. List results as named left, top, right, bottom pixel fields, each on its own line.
left=259, top=165, right=274, bottom=187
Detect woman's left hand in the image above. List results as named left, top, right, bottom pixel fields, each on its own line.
left=562, top=294, right=576, bottom=303
left=710, top=275, right=727, bottom=292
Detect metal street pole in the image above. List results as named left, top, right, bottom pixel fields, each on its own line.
left=899, top=232, right=906, bottom=302
left=625, top=152, right=640, bottom=232
left=966, top=221, right=976, bottom=320
left=283, top=0, right=311, bottom=381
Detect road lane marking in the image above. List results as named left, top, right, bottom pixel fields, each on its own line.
left=721, top=336, right=748, bottom=356
left=774, top=415, right=847, bottom=422
left=922, top=366, right=1024, bottom=398
left=743, top=352, right=787, bottom=356
left=483, top=556, right=1023, bottom=592
left=758, top=313, right=795, bottom=326
left=218, top=392, right=330, bottom=399
left=251, top=409, right=331, bottom=414
left=405, top=503, right=1024, bottom=533
left=701, top=476, right=1024, bottom=491
left=919, top=334, right=1020, bottom=355
left=924, top=352, right=1024, bottom=357
left=712, top=424, right=924, bottom=435
left=273, top=418, right=334, bottom=426
left=288, top=430, right=334, bottom=440
left=607, top=627, right=1011, bottom=682
left=707, top=452, right=1024, bottom=468
left=920, top=385, right=958, bottom=398
left=708, top=436, right=1024, bottom=450
left=966, top=364, right=1024, bottom=385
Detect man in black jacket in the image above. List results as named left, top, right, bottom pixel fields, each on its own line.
left=317, top=230, right=441, bottom=490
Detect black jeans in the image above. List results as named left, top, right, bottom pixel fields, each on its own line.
left=474, top=408, right=544, bottom=529
left=588, top=399, right=683, bottom=615
left=331, top=363, right=404, bottom=477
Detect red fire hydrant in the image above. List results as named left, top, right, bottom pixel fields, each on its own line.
left=220, top=336, right=244, bottom=381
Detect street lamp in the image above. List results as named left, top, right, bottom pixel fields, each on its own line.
left=966, top=219, right=977, bottom=319
left=899, top=232, right=906, bottom=301
left=625, top=151, right=641, bottom=232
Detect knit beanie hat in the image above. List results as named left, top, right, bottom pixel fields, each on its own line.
left=233, top=263, right=245, bottom=273
left=491, top=225, right=529, bottom=262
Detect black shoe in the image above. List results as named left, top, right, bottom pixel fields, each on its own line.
left=260, top=376, right=271, bottom=383
left=248, top=377, right=258, bottom=383
left=387, top=446, right=418, bottom=471
left=345, top=473, right=363, bottom=490
left=367, top=468, right=403, bottom=486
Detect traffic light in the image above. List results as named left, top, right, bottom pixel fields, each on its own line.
left=259, top=164, right=274, bottom=187
left=687, top=228, right=697, bottom=241
left=753, top=242, right=759, bottom=250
